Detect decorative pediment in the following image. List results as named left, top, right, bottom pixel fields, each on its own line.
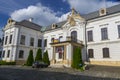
left=67, top=8, right=85, bottom=26
left=67, top=15, right=76, bottom=26
left=4, top=18, right=16, bottom=30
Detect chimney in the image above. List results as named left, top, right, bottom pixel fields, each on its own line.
left=29, top=18, right=33, bottom=22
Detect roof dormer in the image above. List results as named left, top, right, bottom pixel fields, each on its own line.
left=52, top=24, right=58, bottom=29
left=99, top=8, right=107, bottom=16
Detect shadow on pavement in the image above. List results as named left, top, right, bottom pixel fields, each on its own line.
left=0, top=67, right=119, bottom=80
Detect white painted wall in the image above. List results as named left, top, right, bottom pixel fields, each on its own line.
left=87, top=13, right=120, bottom=61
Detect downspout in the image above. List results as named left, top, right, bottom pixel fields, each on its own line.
left=84, top=20, right=88, bottom=62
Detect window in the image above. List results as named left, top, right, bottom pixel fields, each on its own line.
left=59, top=36, right=63, bottom=42
left=2, top=37, right=4, bottom=45
left=5, top=36, right=8, bottom=45
left=101, top=28, right=108, bottom=40
left=103, top=48, right=110, bottom=58
left=88, top=49, right=94, bottom=58
left=51, top=38, right=54, bottom=43
left=2, top=51, right=5, bottom=58
left=87, top=30, right=93, bottom=42
left=38, top=39, right=42, bottom=47
left=7, top=50, right=10, bottom=58
left=30, top=37, right=34, bottom=46
left=71, top=31, right=77, bottom=41
left=44, top=39, right=47, bottom=47
left=9, top=35, right=13, bottom=44
left=0, top=51, right=1, bottom=58
left=18, top=50, right=24, bottom=58
left=118, top=25, right=120, bottom=38
left=20, top=35, right=25, bottom=45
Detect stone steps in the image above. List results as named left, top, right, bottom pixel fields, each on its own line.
left=50, top=64, right=65, bottom=68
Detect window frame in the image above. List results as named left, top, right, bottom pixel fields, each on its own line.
left=5, top=36, right=8, bottom=45
left=44, top=39, right=47, bottom=47
left=87, top=30, right=93, bottom=42
left=2, top=51, right=5, bottom=58
left=9, top=34, right=13, bottom=44
left=38, top=39, right=42, bottom=47
left=18, top=50, right=24, bottom=58
left=30, top=37, right=34, bottom=46
left=7, top=50, right=10, bottom=58
left=118, top=25, right=120, bottom=38
left=88, top=49, right=94, bottom=58
left=20, top=35, right=26, bottom=45
left=101, top=27, right=108, bottom=40
left=103, top=48, right=110, bottom=58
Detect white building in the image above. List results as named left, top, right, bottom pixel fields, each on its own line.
left=1, top=4, right=120, bottom=67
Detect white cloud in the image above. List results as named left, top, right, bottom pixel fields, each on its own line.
left=10, top=1, right=120, bottom=26
left=58, top=12, right=70, bottom=22
left=10, top=3, right=69, bottom=26
left=66, top=0, right=119, bottom=14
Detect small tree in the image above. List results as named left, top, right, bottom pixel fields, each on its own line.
left=71, top=47, right=83, bottom=69
left=43, top=51, right=50, bottom=65
left=35, top=48, right=42, bottom=61
left=26, top=50, right=34, bottom=66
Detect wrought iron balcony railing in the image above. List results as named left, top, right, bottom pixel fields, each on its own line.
left=51, top=36, right=83, bottom=44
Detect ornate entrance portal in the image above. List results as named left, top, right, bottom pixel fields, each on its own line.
left=55, top=46, right=64, bottom=63
left=50, top=37, right=83, bottom=67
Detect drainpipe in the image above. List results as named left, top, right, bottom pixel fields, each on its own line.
left=84, top=21, right=88, bottom=62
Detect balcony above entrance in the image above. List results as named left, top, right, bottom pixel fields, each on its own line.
left=50, top=36, right=83, bottom=47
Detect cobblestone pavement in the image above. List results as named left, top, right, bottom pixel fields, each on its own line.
left=0, top=65, right=120, bottom=80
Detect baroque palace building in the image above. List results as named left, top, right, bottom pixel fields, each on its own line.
left=1, top=4, right=120, bottom=67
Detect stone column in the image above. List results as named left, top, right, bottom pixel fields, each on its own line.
left=51, top=46, right=56, bottom=64
left=64, top=45, right=66, bottom=60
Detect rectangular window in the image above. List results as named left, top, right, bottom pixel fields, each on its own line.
left=7, top=50, right=10, bottom=58
left=0, top=51, right=2, bottom=58
left=88, top=49, right=94, bottom=58
left=38, top=39, right=42, bottom=47
left=101, top=28, right=108, bottom=40
left=9, top=35, right=13, bottom=44
left=30, top=37, right=34, bottom=46
left=18, top=50, right=24, bottom=58
left=2, top=51, right=5, bottom=58
left=118, top=25, right=120, bottom=38
left=87, top=30, right=93, bottom=42
left=5, top=36, right=8, bottom=45
left=44, top=39, right=47, bottom=47
left=2, top=37, right=4, bottom=45
left=20, top=35, right=26, bottom=45
left=103, top=48, right=110, bottom=58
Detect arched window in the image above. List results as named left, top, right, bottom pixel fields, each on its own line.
left=71, top=31, right=77, bottom=41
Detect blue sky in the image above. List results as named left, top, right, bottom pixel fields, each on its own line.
left=0, top=0, right=120, bottom=38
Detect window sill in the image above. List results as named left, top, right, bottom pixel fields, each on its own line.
left=103, top=57, right=110, bottom=59
left=88, top=41, right=94, bottom=43
left=101, top=39, right=109, bottom=41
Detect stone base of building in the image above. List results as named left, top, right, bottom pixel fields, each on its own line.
left=16, top=60, right=26, bottom=65
left=90, top=61, right=120, bottom=66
